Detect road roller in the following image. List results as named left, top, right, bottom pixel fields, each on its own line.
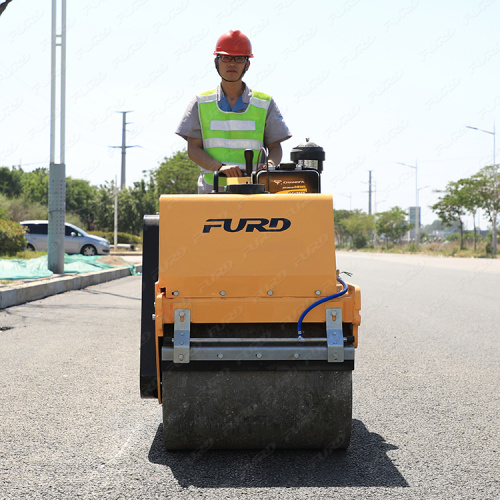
left=140, top=141, right=361, bottom=450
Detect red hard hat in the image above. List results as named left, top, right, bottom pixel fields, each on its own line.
left=214, top=30, right=253, bottom=58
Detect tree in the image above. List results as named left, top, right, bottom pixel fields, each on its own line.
left=375, top=206, right=412, bottom=247
left=431, top=181, right=468, bottom=250
left=455, top=177, right=483, bottom=250
left=471, top=166, right=500, bottom=247
left=343, top=210, right=374, bottom=248
left=154, top=150, right=199, bottom=195
left=92, top=178, right=158, bottom=235
left=128, top=178, right=157, bottom=232
left=0, top=149, right=200, bottom=236
left=94, top=182, right=115, bottom=231
left=21, top=168, right=49, bottom=205
left=0, top=166, right=23, bottom=198
left=333, top=210, right=351, bottom=248
left=66, top=178, right=96, bottom=230
left=0, top=218, right=26, bottom=255
left=117, top=189, right=140, bottom=235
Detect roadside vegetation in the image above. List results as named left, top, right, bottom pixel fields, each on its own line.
left=335, top=163, right=499, bottom=258
left=0, top=150, right=198, bottom=258
left=1, top=152, right=498, bottom=259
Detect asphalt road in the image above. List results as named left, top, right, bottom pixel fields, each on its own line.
left=0, top=252, right=498, bottom=499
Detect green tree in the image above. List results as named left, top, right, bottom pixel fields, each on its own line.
left=66, top=177, right=96, bottom=230
left=0, top=193, right=47, bottom=222
left=333, top=209, right=351, bottom=248
left=21, top=167, right=49, bottom=205
left=375, top=206, right=412, bottom=247
left=94, top=182, right=115, bottom=231
left=92, top=178, right=158, bottom=235
left=471, top=166, right=500, bottom=246
left=154, top=150, right=199, bottom=195
left=0, top=218, right=26, bottom=255
left=343, top=210, right=374, bottom=249
left=455, top=177, right=483, bottom=250
left=116, top=189, right=139, bottom=235
left=0, top=166, right=23, bottom=198
left=431, top=181, right=468, bottom=250
left=128, top=178, right=157, bottom=231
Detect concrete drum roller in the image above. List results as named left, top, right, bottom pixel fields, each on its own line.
left=140, top=144, right=361, bottom=450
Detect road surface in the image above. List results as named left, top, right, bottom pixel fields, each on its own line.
left=0, top=252, right=498, bottom=499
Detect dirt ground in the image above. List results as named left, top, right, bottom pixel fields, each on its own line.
left=96, top=256, right=129, bottom=266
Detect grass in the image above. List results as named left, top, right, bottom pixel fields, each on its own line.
left=354, top=240, right=497, bottom=258
left=0, top=250, right=47, bottom=260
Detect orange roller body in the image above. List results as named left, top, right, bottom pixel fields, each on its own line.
left=141, top=171, right=362, bottom=450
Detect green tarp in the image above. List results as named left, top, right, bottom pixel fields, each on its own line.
left=0, top=255, right=137, bottom=280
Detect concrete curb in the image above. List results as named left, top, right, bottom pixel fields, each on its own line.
left=0, top=264, right=142, bottom=310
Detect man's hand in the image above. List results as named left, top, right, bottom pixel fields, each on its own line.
left=219, top=165, right=243, bottom=177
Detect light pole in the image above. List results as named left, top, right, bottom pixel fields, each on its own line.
left=48, top=0, right=67, bottom=274
left=398, top=161, right=419, bottom=244
left=466, top=124, right=497, bottom=255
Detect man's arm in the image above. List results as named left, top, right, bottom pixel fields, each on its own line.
left=267, top=141, right=283, bottom=166
left=187, top=137, right=242, bottom=177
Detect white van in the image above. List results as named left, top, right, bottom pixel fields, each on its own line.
left=20, top=220, right=110, bottom=256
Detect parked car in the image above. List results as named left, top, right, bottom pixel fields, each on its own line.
left=20, top=220, right=110, bottom=256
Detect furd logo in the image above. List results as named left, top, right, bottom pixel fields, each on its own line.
left=203, top=218, right=291, bottom=233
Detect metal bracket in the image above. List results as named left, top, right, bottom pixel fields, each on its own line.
left=326, top=308, right=344, bottom=362
left=173, top=309, right=190, bottom=363
left=161, top=307, right=350, bottom=364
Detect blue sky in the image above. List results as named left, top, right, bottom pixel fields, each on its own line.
left=1, top=0, right=499, bottom=226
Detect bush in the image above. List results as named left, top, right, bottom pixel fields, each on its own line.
left=353, top=234, right=368, bottom=249
left=0, top=219, right=27, bottom=255
left=406, top=241, right=419, bottom=252
left=89, top=230, right=141, bottom=245
left=0, top=193, right=47, bottom=222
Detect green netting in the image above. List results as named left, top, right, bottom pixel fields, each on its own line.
left=0, top=255, right=137, bottom=280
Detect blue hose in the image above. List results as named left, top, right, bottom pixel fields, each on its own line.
left=297, top=276, right=348, bottom=339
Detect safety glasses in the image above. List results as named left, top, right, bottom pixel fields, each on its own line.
left=218, top=55, right=248, bottom=64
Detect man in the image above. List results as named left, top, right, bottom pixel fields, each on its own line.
left=176, top=29, right=291, bottom=193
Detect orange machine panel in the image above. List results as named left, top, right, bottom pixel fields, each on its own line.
left=158, top=194, right=337, bottom=299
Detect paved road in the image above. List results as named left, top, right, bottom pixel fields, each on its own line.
left=0, top=253, right=498, bottom=499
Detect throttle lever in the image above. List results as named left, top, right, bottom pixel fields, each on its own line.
left=244, top=149, right=254, bottom=177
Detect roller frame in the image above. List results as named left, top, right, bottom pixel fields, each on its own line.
left=163, top=307, right=353, bottom=364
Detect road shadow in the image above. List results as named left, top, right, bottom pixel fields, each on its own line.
left=148, top=419, right=408, bottom=488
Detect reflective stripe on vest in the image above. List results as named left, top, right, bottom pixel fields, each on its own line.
left=197, top=89, right=271, bottom=167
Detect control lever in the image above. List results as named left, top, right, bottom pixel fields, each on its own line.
left=244, top=149, right=254, bottom=177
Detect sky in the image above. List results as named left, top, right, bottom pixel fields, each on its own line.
left=1, top=0, right=499, bottom=227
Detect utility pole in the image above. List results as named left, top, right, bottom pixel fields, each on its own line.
left=368, top=170, right=372, bottom=215
left=48, top=0, right=66, bottom=274
left=110, top=111, right=139, bottom=189
left=110, top=112, right=139, bottom=250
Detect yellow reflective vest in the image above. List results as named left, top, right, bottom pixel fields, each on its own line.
left=197, top=88, right=271, bottom=169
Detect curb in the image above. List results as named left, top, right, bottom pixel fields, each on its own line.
left=0, top=264, right=142, bottom=310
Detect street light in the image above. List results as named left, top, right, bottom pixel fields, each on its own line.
left=466, top=124, right=497, bottom=255
left=397, top=161, right=419, bottom=244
